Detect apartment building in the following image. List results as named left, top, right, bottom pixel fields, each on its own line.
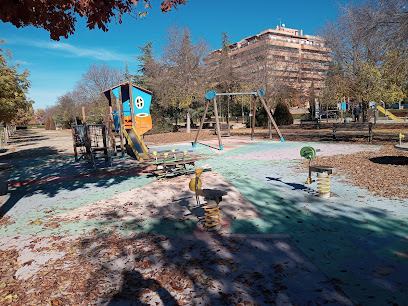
left=204, top=25, right=331, bottom=106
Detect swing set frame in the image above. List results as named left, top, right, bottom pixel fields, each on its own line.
left=192, top=89, right=285, bottom=150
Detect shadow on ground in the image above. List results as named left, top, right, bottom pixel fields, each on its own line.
left=0, top=146, right=59, bottom=160
left=369, top=155, right=408, bottom=165
left=0, top=152, right=153, bottom=218
left=54, top=181, right=408, bottom=305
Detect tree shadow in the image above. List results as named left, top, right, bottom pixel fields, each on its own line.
left=369, top=156, right=408, bottom=165
left=1, top=166, right=406, bottom=305
left=65, top=176, right=408, bottom=305
left=0, top=146, right=60, bottom=160
left=266, top=176, right=315, bottom=192
left=7, top=135, right=48, bottom=144
left=0, top=149, right=153, bottom=219
left=108, top=270, right=178, bottom=305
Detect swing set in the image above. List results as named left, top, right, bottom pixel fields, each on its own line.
left=193, top=89, right=285, bottom=150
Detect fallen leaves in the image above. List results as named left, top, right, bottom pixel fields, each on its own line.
left=0, top=216, right=14, bottom=229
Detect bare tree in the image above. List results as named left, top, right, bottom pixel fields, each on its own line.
left=321, top=0, right=408, bottom=120
left=57, top=91, right=80, bottom=126
left=75, top=63, right=124, bottom=117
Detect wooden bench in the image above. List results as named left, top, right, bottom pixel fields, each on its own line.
left=331, top=122, right=373, bottom=142
left=300, top=119, right=321, bottom=129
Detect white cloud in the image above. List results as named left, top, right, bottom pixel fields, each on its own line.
left=7, top=38, right=131, bottom=62
left=14, top=60, right=31, bottom=66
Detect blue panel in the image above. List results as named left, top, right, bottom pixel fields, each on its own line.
left=112, top=87, right=120, bottom=101
left=112, top=85, right=152, bottom=118
left=132, top=87, right=152, bottom=116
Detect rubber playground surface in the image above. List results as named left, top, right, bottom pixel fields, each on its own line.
left=1, top=136, right=408, bottom=305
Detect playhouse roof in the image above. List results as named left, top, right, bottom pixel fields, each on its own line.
left=101, top=81, right=152, bottom=95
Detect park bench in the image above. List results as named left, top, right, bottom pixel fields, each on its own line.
left=331, top=122, right=373, bottom=142
left=300, top=119, right=321, bottom=129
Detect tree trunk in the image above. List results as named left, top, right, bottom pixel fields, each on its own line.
left=227, top=97, right=230, bottom=136
left=362, top=99, right=368, bottom=122
left=326, top=103, right=329, bottom=123
left=186, top=108, right=191, bottom=133
left=4, top=123, right=8, bottom=146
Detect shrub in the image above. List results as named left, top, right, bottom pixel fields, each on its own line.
left=45, top=117, right=56, bottom=130
left=273, top=101, right=294, bottom=126
left=149, top=104, right=173, bottom=134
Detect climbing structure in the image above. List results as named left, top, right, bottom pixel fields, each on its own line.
left=102, top=80, right=152, bottom=161
left=71, top=123, right=112, bottom=168
left=100, top=80, right=200, bottom=177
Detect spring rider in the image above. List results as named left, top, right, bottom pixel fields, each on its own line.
left=189, top=169, right=227, bottom=231
left=399, top=133, right=405, bottom=145
left=300, top=146, right=333, bottom=198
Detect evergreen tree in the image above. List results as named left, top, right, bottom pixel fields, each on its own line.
left=158, top=25, right=209, bottom=132
left=134, top=41, right=155, bottom=89
left=273, top=101, right=294, bottom=126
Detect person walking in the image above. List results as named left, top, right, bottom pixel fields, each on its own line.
left=353, top=106, right=361, bottom=122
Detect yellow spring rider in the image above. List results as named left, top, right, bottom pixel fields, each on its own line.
left=189, top=169, right=227, bottom=231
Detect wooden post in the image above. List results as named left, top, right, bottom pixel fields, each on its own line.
left=268, top=119, right=272, bottom=139
left=84, top=125, right=92, bottom=163
left=117, top=89, right=126, bottom=157
left=107, top=105, right=116, bottom=153
left=194, top=99, right=211, bottom=146
left=108, top=106, right=114, bottom=124
left=102, top=126, right=108, bottom=162
left=128, top=78, right=136, bottom=129
left=213, top=96, right=224, bottom=150
left=257, top=90, right=285, bottom=141
left=82, top=107, right=86, bottom=124
left=326, top=103, right=329, bottom=123
left=251, top=95, right=257, bottom=140
left=3, top=124, right=8, bottom=146
left=71, top=127, right=78, bottom=161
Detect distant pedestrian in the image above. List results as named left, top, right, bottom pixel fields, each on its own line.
left=353, top=106, right=360, bottom=122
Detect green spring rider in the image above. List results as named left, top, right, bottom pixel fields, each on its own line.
left=300, top=146, right=317, bottom=185
left=300, top=146, right=333, bottom=198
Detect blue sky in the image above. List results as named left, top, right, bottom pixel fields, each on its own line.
left=0, top=0, right=344, bottom=110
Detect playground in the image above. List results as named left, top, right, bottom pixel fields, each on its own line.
left=0, top=127, right=407, bottom=305
left=1, top=85, right=408, bottom=304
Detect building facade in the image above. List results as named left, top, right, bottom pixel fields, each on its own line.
left=204, top=26, right=331, bottom=107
